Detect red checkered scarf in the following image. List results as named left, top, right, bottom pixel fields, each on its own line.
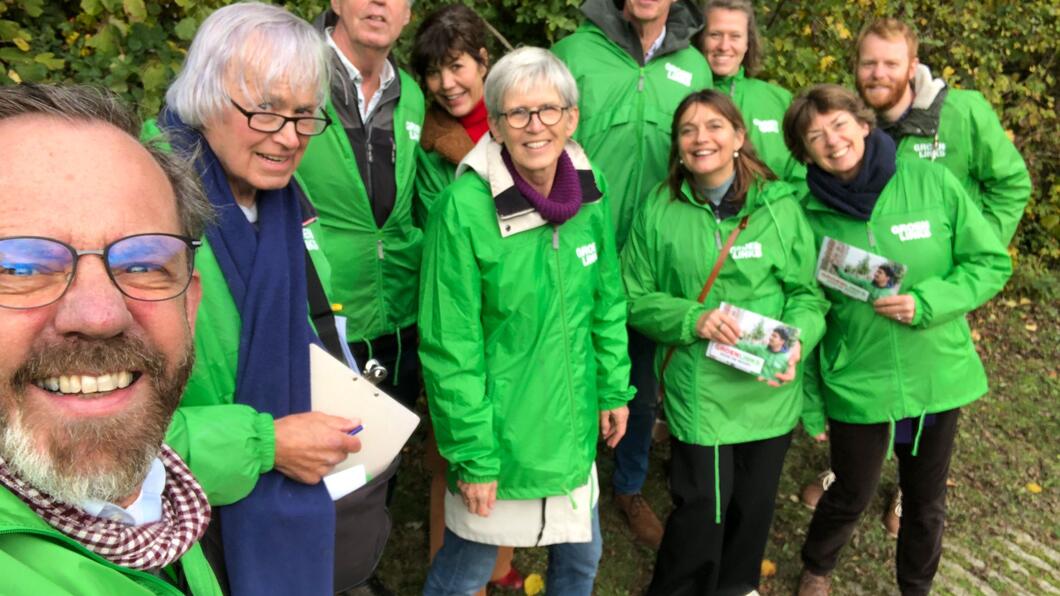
left=0, top=444, right=211, bottom=570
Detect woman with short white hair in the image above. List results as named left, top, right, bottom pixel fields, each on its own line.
left=419, top=47, right=634, bottom=595
left=149, top=3, right=380, bottom=594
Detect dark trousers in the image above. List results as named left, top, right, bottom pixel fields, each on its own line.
left=612, top=327, right=659, bottom=495
left=801, top=408, right=960, bottom=596
left=648, top=433, right=792, bottom=596
left=350, top=325, right=421, bottom=505
left=349, top=325, right=422, bottom=411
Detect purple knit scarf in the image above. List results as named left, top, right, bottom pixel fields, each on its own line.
left=501, top=147, right=583, bottom=223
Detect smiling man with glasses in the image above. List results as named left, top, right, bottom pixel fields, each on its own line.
left=0, top=83, right=219, bottom=595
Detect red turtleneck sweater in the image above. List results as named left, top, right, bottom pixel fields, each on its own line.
left=459, top=99, right=489, bottom=143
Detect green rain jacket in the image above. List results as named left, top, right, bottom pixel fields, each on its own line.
left=415, top=104, right=479, bottom=223
left=418, top=138, right=634, bottom=499
left=552, top=0, right=712, bottom=250
left=623, top=180, right=828, bottom=446
left=295, top=70, right=426, bottom=343
left=167, top=220, right=334, bottom=505
left=713, top=67, right=806, bottom=188
left=883, top=64, right=1031, bottom=246
left=0, top=486, right=221, bottom=595
left=415, top=146, right=455, bottom=224
left=800, top=159, right=1012, bottom=438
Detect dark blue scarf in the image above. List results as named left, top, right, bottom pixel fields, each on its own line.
left=160, top=110, right=334, bottom=595
left=806, top=128, right=897, bottom=221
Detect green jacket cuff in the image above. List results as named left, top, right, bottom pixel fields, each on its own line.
left=457, top=471, right=499, bottom=485
left=681, top=304, right=708, bottom=344
left=599, top=386, right=636, bottom=411
left=801, top=412, right=827, bottom=438
left=254, top=412, right=276, bottom=473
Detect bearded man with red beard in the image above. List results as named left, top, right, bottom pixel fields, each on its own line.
left=853, top=17, right=1030, bottom=247
left=0, top=83, right=219, bottom=595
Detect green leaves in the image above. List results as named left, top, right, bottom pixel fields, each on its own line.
left=174, top=17, right=198, bottom=41
left=0, top=0, right=1054, bottom=272
left=123, top=0, right=147, bottom=22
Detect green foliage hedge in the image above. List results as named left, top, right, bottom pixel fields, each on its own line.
left=1, top=0, right=1056, bottom=283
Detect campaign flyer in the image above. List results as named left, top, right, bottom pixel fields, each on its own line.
left=815, top=237, right=906, bottom=302
left=706, top=303, right=800, bottom=378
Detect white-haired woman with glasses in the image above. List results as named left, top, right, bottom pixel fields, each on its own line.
left=418, top=47, right=634, bottom=596
left=146, top=3, right=375, bottom=594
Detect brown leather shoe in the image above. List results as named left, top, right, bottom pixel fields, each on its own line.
left=800, top=469, right=836, bottom=510
left=614, top=493, right=663, bottom=550
left=883, top=487, right=902, bottom=538
left=797, top=569, right=831, bottom=596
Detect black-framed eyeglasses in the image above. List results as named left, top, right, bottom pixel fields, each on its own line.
left=229, top=98, right=332, bottom=137
left=0, top=234, right=201, bottom=310
left=498, top=104, right=570, bottom=129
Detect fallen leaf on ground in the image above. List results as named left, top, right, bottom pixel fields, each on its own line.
left=1025, top=322, right=1038, bottom=332
left=1026, top=482, right=1043, bottom=494
left=524, top=573, right=544, bottom=595
left=761, top=559, right=777, bottom=577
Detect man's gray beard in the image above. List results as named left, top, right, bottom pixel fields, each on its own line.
left=0, top=335, right=193, bottom=506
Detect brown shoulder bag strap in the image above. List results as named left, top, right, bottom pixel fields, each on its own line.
left=657, top=215, right=749, bottom=401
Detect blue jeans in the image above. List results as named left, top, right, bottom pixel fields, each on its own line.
left=423, top=506, right=602, bottom=596
left=613, top=327, right=658, bottom=495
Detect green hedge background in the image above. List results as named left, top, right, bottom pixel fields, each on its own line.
left=1, top=0, right=1056, bottom=292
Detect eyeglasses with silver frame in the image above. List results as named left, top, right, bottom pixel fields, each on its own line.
left=0, top=233, right=202, bottom=309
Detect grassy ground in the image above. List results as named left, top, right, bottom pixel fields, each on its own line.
left=377, top=296, right=1059, bottom=594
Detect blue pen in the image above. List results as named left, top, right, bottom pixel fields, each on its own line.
left=348, top=424, right=364, bottom=436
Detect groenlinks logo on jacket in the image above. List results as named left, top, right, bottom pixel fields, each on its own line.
left=913, top=141, right=946, bottom=159
left=576, top=242, right=598, bottom=266
left=303, top=228, right=319, bottom=250
left=891, top=221, right=932, bottom=241
left=730, top=241, right=762, bottom=260
left=406, top=122, right=421, bottom=141
left=665, top=63, right=693, bottom=87
left=752, top=119, right=780, bottom=134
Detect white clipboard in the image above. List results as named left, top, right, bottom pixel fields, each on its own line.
left=310, top=343, right=420, bottom=480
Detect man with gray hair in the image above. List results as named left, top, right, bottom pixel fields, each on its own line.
left=0, top=83, right=218, bottom=595
left=297, top=0, right=426, bottom=414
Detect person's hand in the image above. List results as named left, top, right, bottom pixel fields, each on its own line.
left=457, top=480, right=497, bottom=517
left=768, top=340, right=802, bottom=387
left=599, top=406, right=629, bottom=448
left=695, top=309, right=740, bottom=344
left=812, top=432, right=828, bottom=442
left=273, top=412, right=362, bottom=484
left=873, top=294, right=916, bottom=325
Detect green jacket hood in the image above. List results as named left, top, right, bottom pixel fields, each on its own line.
left=579, top=0, right=704, bottom=64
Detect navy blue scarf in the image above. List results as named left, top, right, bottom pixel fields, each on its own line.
left=806, top=128, right=897, bottom=221
left=160, top=110, right=334, bottom=595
